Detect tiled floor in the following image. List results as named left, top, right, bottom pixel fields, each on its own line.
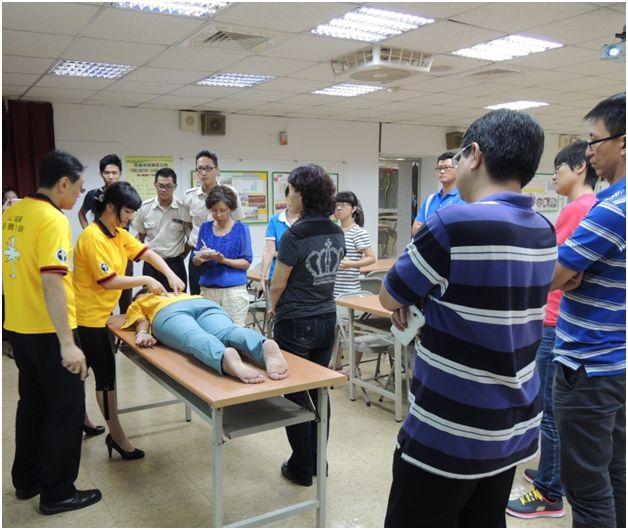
left=2, top=342, right=571, bottom=527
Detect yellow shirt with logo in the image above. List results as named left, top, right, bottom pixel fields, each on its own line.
left=74, top=221, right=147, bottom=327
left=2, top=195, right=76, bottom=333
left=121, top=293, right=203, bottom=332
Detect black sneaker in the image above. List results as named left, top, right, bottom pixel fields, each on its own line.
left=39, top=489, right=102, bottom=516
left=506, top=486, right=565, bottom=519
left=523, top=468, right=537, bottom=484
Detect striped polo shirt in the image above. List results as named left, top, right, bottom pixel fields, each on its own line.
left=384, top=192, right=556, bottom=479
left=554, top=178, right=626, bottom=377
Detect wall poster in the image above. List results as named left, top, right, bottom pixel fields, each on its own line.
left=522, top=173, right=564, bottom=213
left=271, top=171, right=340, bottom=214
left=218, top=170, right=269, bottom=223
left=125, top=155, right=174, bottom=201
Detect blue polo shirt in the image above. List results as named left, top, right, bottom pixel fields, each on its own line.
left=265, top=209, right=293, bottom=280
left=385, top=192, right=556, bottom=479
left=415, top=188, right=464, bottom=224
left=554, top=178, right=626, bottom=377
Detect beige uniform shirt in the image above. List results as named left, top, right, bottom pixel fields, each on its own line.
left=182, top=184, right=244, bottom=248
left=131, top=197, right=191, bottom=258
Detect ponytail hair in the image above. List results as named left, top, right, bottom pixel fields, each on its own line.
left=334, top=190, right=364, bottom=227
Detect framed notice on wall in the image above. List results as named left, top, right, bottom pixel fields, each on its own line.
left=271, top=171, right=340, bottom=214
left=125, top=155, right=174, bottom=201
left=523, top=173, right=564, bottom=213
left=218, top=170, right=269, bottom=224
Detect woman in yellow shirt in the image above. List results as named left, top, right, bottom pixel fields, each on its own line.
left=122, top=291, right=288, bottom=383
left=74, top=182, right=185, bottom=460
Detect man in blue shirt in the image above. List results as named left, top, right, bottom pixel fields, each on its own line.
left=551, top=92, right=626, bottom=528
left=411, top=151, right=464, bottom=237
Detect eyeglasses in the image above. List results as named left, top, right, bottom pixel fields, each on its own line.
left=211, top=208, right=230, bottom=215
left=335, top=202, right=352, bottom=209
left=155, top=183, right=175, bottom=191
left=586, top=132, right=625, bottom=149
left=435, top=165, right=455, bottom=172
left=196, top=165, right=216, bottom=173
left=553, top=162, right=568, bottom=174
left=452, top=144, right=473, bottom=167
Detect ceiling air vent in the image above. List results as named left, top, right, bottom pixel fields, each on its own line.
left=331, top=46, right=433, bottom=83
left=182, top=25, right=271, bottom=51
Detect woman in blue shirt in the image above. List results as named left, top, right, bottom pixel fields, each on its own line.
left=192, top=185, right=252, bottom=326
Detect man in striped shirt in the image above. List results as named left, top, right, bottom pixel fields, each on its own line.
left=551, top=92, right=625, bottom=528
left=380, top=109, right=556, bottom=527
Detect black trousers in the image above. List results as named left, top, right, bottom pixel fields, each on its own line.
left=143, top=255, right=187, bottom=293
left=188, top=255, right=201, bottom=295
left=385, top=445, right=515, bottom=528
left=9, top=331, right=84, bottom=503
left=118, top=259, right=133, bottom=314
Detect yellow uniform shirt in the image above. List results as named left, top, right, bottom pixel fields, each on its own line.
left=2, top=195, right=77, bottom=333
left=74, top=220, right=147, bottom=327
left=121, top=293, right=203, bottom=332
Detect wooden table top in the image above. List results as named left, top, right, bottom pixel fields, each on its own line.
left=107, top=315, right=346, bottom=408
left=335, top=294, right=392, bottom=319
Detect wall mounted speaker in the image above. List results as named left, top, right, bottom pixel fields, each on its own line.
left=179, top=110, right=199, bottom=132
left=201, top=113, right=226, bottom=135
left=445, top=131, right=464, bottom=150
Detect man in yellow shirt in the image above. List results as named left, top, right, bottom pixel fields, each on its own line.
left=2, top=150, right=102, bottom=515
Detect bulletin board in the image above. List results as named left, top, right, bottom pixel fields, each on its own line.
left=218, top=170, right=269, bottom=224
left=271, top=171, right=340, bottom=213
left=125, top=155, right=174, bottom=200
left=522, top=173, right=565, bottom=213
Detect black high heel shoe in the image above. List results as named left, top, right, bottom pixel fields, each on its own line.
left=105, top=434, right=145, bottom=460
left=83, top=424, right=105, bottom=437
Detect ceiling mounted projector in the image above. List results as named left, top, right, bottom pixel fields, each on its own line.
left=601, top=26, right=625, bottom=61
left=331, top=46, right=433, bottom=83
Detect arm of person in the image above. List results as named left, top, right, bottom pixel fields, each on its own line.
left=551, top=262, right=582, bottom=291
left=141, top=249, right=186, bottom=293
left=133, top=317, right=157, bottom=347
left=339, top=245, right=376, bottom=269
left=41, top=273, right=88, bottom=380
left=211, top=254, right=251, bottom=270
left=137, top=232, right=146, bottom=243
left=100, top=272, right=167, bottom=294
left=379, top=282, right=410, bottom=332
left=410, top=220, right=423, bottom=237
left=269, top=260, right=293, bottom=319
left=78, top=207, right=89, bottom=229
left=259, top=239, right=277, bottom=294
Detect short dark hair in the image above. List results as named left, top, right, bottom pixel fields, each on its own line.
left=93, top=181, right=142, bottom=219
left=154, top=167, right=177, bottom=184
left=288, top=164, right=336, bottom=216
left=334, top=190, right=365, bottom=227
left=195, top=150, right=218, bottom=168
left=438, top=151, right=455, bottom=162
left=205, top=185, right=237, bottom=211
left=99, top=154, right=122, bottom=173
left=554, top=140, right=598, bottom=190
left=39, top=149, right=84, bottom=189
left=462, top=109, right=544, bottom=187
left=584, top=92, right=626, bottom=137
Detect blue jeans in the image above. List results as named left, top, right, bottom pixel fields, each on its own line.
left=554, top=364, right=626, bottom=527
left=152, top=298, right=265, bottom=374
left=273, top=313, right=336, bottom=482
left=534, top=326, right=564, bottom=500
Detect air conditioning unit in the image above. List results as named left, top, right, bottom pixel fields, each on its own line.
left=446, top=132, right=464, bottom=150
left=331, top=46, right=433, bottom=83
left=179, top=110, right=199, bottom=132
left=201, top=113, right=226, bottom=136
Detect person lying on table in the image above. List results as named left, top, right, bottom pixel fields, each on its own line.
left=121, top=291, right=289, bottom=384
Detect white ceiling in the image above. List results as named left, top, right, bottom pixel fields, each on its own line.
left=2, top=2, right=626, bottom=134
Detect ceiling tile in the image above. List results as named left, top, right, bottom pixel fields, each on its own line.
left=3, top=30, right=73, bottom=58
left=3, top=55, right=55, bottom=74
left=2, top=73, right=40, bottom=86
left=257, top=77, right=329, bottom=93
left=367, top=2, right=488, bottom=19
left=558, top=59, right=627, bottom=76
left=124, top=67, right=210, bottom=84
left=147, top=46, right=246, bottom=71
left=2, top=85, right=28, bottom=97
left=63, top=37, right=166, bottom=65
left=106, top=80, right=184, bottom=95
left=24, top=86, right=97, bottom=100
left=531, top=8, right=623, bottom=45
left=86, top=92, right=158, bottom=104
left=222, top=89, right=294, bottom=102
left=261, top=34, right=364, bottom=62
left=35, top=75, right=115, bottom=90
left=168, top=85, right=243, bottom=98
left=146, top=95, right=214, bottom=107
left=226, top=55, right=317, bottom=76
left=82, top=7, right=207, bottom=45
left=507, top=45, right=596, bottom=70
left=2, top=2, right=99, bottom=34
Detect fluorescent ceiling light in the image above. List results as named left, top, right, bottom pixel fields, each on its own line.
left=49, top=59, right=135, bottom=79
left=312, top=7, right=434, bottom=43
left=196, top=73, right=274, bottom=88
left=313, top=83, right=384, bottom=97
left=453, top=35, right=563, bottom=61
left=485, top=101, right=549, bottom=110
left=112, top=1, right=228, bottom=18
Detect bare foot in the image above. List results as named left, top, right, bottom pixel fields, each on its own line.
left=222, top=348, right=265, bottom=384
left=263, top=340, right=289, bottom=380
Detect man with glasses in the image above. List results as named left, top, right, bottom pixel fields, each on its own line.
left=381, top=109, right=555, bottom=527
left=132, top=167, right=191, bottom=291
left=183, top=150, right=243, bottom=295
left=411, top=151, right=464, bottom=237
left=550, top=92, right=625, bottom=528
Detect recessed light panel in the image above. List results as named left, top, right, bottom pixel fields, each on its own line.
left=196, top=73, right=274, bottom=88
left=485, top=101, right=549, bottom=110
left=453, top=35, right=563, bottom=62
left=312, top=7, right=434, bottom=43
left=313, top=83, right=384, bottom=97
left=112, top=1, right=228, bottom=18
left=49, top=59, right=135, bottom=79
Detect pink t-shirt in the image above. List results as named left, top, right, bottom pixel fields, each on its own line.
left=544, top=193, right=596, bottom=326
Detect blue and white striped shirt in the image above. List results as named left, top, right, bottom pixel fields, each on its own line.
left=555, top=178, right=626, bottom=377
left=384, top=192, right=556, bottom=479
